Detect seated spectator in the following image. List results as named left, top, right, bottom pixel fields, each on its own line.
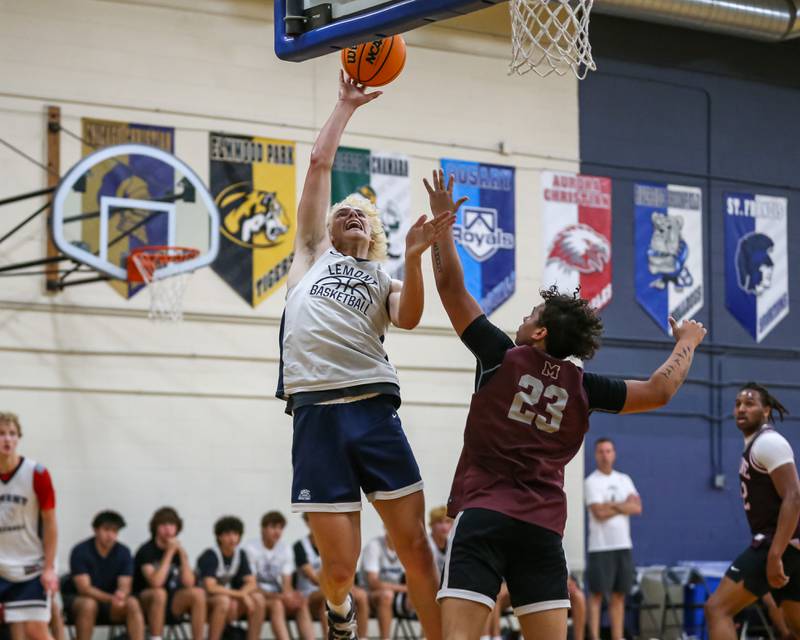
left=197, top=517, right=265, bottom=640
left=293, top=515, right=369, bottom=638
left=427, top=506, right=452, bottom=576
left=65, top=511, right=144, bottom=640
left=244, top=511, right=313, bottom=640
left=362, top=531, right=411, bottom=640
left=133, top=507, right=206, bottom=640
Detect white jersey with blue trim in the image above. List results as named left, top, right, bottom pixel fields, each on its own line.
left=0, top=458, right=45, bottom=581
left=280, top=249, right=399, bottom=396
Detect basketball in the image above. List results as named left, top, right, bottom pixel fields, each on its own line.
left=340, top=35, right=406, bottom=87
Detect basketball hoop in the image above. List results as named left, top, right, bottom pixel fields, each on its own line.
left=509, top=0, right=596, bottom=79
left=127, top=246, right=200, bottom=322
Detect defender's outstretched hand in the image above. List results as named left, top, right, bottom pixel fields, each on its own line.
left=668, top=317, right=707, bottom=347
left=423, top=169, right=468, bottom=218
left=405, top=212, right=456, bottom=260
left=338, top=70, right=382, bottom=108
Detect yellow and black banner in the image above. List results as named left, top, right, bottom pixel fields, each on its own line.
left=81, top=118, right=175, bottom=298
left=209, top=133, right=296, bottom=307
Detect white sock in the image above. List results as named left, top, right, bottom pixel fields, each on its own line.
left=480, top=636, right=491, bottom=640
left=151, top=636, right=163, bottom=640
left=327, top=594, right=352, bottom=617
left=493, top=636, right=503, bottom=640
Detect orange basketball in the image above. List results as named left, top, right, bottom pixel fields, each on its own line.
left=340, top=35, right=406, bottom=87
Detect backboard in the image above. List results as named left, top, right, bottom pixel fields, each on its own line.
left=51, top=144, right=220, bottom=296
left=274, top=0, right=502, bottom=61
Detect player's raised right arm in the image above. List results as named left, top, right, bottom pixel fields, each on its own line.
left=287, top=72, right=382, bottom=288
left=424, top=170, right=481, bottom=336
left=620, top=318, right=707, bottom=414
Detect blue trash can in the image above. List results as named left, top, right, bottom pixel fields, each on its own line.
left=678, top=561, right=729, bottom=639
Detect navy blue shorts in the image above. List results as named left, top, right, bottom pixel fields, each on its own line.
left=291, top=395, right=423, bottom=512
left=0, top=575, right=50, bottom=622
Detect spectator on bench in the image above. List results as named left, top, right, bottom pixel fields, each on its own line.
left=293, top=515, right=369, bottom=638
left=133, top=507, right=206, bottom=640
left=244, top=511, right=314, bottom=640
left=427, top=507, right=451, bottom=576
left=66, top=511, right=144, bottom=640
left=362, top=531, right=411, bottom=640
left=197, top=516, right=265, bottom=640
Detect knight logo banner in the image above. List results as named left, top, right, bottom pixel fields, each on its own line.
left=331, top=147, right=410, bottom=279
left=81, top=118, right=175, bottom=299
left=634, top=183, right=704, bottom=334
left=442, top=158, right=515, bottom=316
left=540, top=172, right=612, bottom=309
left=210, top=133, right=296, bottom=307
left=725, top=192, right=789, bottom=342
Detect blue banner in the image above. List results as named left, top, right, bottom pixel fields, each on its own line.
left=725, top=192, right=789, bottom=342
left=634, top=183, right=704, bottom=334
left=441, top=159, right=516, bottom=316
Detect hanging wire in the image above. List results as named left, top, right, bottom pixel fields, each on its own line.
left=0, top=136, right=59, bottom=177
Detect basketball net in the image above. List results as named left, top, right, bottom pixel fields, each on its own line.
left=509, top=0, right=596, bottom=79
left=129, top=247, right=199, bottom=322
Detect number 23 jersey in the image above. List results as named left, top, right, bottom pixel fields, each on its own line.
left=447, top=315, right=627, bottom=537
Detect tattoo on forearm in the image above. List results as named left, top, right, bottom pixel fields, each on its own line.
left=433, top=243, right=443, bottom=274
left=659, top=345, right=693, bottom=383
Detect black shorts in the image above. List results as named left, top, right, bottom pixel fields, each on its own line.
left=63, top=594, right=114, bottom=625
left=726, top=544, right=800, bottom=603
left=586, top=549, right=634, bottom=595
left=437, top=508, right=569, bottom=616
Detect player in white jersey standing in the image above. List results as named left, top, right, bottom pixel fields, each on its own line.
left=0, top=412, right=58, bottom=640
left=276, top=72, right=453, bottom=640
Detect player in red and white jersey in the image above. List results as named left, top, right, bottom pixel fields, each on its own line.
left=705, top=383, right=800, bottom=639
left=0, top=412, right=58, bottom=640
left=423, top=170, right=707, bottom=640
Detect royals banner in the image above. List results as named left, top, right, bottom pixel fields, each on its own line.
left=725, top=192, right=789, bottom=342
left=634, top=183, right=704, bottom=333
left=81, top=118, right=175, bottom=299
left=442, top=159, right=516, bottom=316
left=540, top=172, right=612, bottom=309
left=331, top=147, right=410, bottom=279
left=210, top=133, right=296, bottom=307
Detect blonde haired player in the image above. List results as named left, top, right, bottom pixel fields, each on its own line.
left=0, top=412, right=58, bottom=640
left=276, top=72, right=453, bottom=640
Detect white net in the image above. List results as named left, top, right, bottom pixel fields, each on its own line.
left=132, top=248, right=197, bottom=322
left=509, top=0, right=596, bottom=79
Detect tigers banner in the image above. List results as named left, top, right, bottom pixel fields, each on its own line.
left=442, top=158, right=516, bottom=316
left=210, top=133, right=296, bottom=308
left=634, top=183, right=704, bottom=334
left=331, top=147, right=410, bottom=279
left=540, top=172, right=612, bottom=310
left=724, top=192, right=789, bottom=342
left=81, top=118, right=175, bottom=299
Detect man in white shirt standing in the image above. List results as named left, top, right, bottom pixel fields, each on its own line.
left=584, top=438, right=642, bottom=640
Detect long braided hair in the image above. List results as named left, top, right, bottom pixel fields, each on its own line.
left=740, top=382, right=790, bottom=423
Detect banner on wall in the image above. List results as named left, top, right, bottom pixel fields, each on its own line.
left=331, top=147, right=410, bottom=279
left=441, top=158, right=516, bottom=316
left=210, top=133, right=296, bottom=308
left=540, top=172, right=612, bottom=310
left=634, top=183, right=704, bottom=334
left=725, top=192, right=789, bottom=342
left=81, top=118, right=175, bottom=299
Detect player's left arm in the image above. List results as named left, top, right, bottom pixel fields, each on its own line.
left=177, top=546, right=196, bottom=588
left=388, top=213, right=455, bottom=329
left=767, top=462, right=800, bottom=589
left=35, top=466, right=59, bottom=593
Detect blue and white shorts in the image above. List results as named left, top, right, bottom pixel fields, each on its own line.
left=291, top=395, right=423, bottom=512
left=0, top=575, right=51, bottom=622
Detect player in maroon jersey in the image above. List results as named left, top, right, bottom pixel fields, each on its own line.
left=423, top=170, right=707, bottom=640
left=704, top=383, right=800, bottom=639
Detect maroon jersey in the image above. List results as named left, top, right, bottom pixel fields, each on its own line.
left=739, top=427, right=800, bottom=541
left=448, top=344, right=590, bottom=536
